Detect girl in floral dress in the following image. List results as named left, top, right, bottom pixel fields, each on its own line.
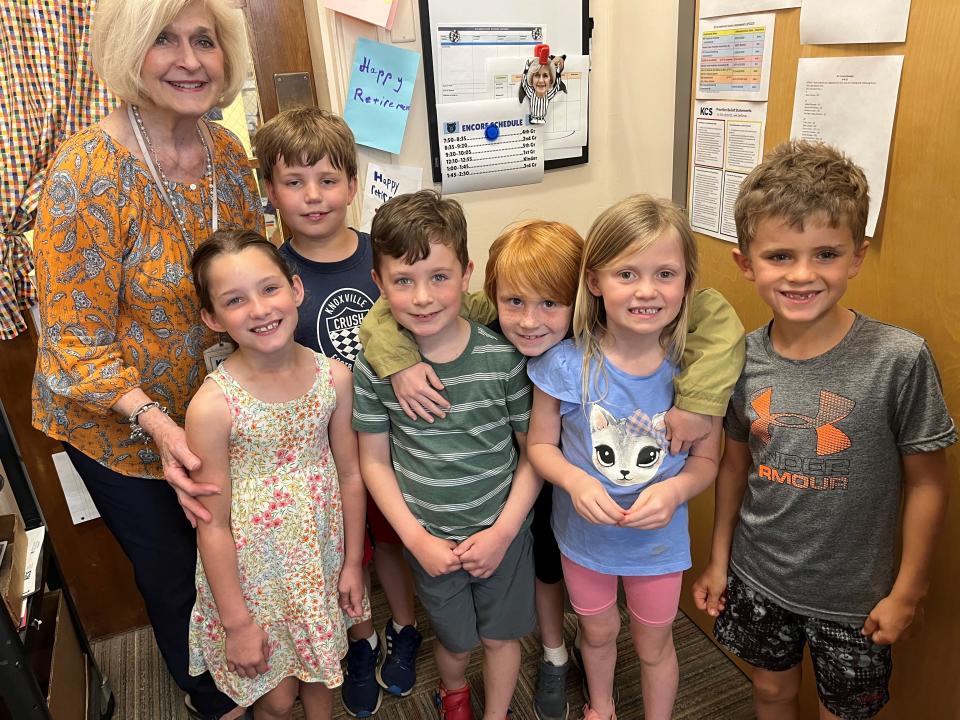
left=184, top=229, right=368, bottom=719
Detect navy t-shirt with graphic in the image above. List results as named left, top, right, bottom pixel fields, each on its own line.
left=278, top=230, right=379, bottom=368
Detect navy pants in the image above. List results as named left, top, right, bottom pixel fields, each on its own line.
left=64, top=444, right=236, bottom=718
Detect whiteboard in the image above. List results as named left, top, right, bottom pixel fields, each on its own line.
left=418, top=0, right=591, bottom=182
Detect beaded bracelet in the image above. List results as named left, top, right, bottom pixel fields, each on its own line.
left=128, top=401, right=167, bottom=444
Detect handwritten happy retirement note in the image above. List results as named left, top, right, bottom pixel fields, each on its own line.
left=343, top=38, right=420, bottom=154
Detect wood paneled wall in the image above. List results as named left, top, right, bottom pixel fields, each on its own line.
left=679, top=5, right=960, bottom=717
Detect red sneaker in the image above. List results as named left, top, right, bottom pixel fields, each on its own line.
left=434, top=683, right=473, bottom=720
left=581, top=704, right=616, bottom=720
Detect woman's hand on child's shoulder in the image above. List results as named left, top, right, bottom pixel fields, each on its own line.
left=225, top=620, right=271, bottom=678
left=568, top=473, right=624, bottom=526
left=692, top=563, right=728, bottom=618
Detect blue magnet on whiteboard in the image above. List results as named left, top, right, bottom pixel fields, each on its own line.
left=484, top=124, right=500, bottom=141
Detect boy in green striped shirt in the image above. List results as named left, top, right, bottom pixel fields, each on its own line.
left=353, top=190, right=538, bottom=720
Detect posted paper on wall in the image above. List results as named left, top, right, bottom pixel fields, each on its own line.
left=689, top=101, right=767, bottom=243
left=437, top=26, right=545, bottom=103
left=322, top=0, right=399, bottom=30
left=700, top=0, right=799, bottom=17
left=696, top=14, right=775, bottom=102
left=359, top=162, right=423, bottom=232
left=791, top=56, right=904, bottom=237
left=343, top=38, right=419, bottom=154
left=800, top=0, right=911, bottom=44
left=437, top=99, right=543, bottom=194
left=486, top=55, right=589, bottom=151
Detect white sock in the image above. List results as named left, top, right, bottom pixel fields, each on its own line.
left=365, top=631, right=378, bottom=650
left=392, top=618, right=413, bottom=633
left=543, top=643, right=569, bottom=666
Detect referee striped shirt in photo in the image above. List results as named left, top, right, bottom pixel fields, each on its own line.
left=353, top=322, right=531, bottom=541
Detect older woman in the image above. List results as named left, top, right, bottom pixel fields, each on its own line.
left=32, top=1, right=261, bottom=717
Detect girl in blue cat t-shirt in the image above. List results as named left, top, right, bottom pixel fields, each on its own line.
left=527, top=195, right=723, bottom=720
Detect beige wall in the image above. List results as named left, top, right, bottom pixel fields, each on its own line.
left=309, top=1, right=682, bottom=283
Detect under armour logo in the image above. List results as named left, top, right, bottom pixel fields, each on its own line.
left=750, top=388, right=854, bottom=456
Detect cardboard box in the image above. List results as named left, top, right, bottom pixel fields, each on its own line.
left=0, top=513, right=26, bottom=626
left=46, top=590, right=86, bottom=720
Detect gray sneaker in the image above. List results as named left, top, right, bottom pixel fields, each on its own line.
left=534, top=658, right=570, bottom=720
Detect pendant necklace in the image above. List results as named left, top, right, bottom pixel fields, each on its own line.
left=127, top=103, right=219, bottom=248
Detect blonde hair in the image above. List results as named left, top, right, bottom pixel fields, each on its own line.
left=90, top=0, right=248, bottom=107
left=573, top=195, right=699, bottom=404
left=483, top=220, right=582, bottom=306
left=254, top=106, right=358, bottom=181
left=735, top=140, right=870, bottom=252
left=526, top=59, right=557, bottom=86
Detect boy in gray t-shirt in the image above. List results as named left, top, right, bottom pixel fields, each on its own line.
left=693, top=141, right=956, bottom=720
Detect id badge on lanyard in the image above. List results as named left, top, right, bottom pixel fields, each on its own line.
left=203, top=338, right=236, bottom=373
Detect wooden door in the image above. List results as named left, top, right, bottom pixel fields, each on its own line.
left=680, top=4, right=960, bottom=717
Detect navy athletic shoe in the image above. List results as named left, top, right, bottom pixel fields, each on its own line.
left=342, top=638, right=383, bottom=717
left=376, top=621, right=422, bottom=696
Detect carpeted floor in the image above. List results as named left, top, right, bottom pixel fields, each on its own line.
left=91, top=586, right=753, bottom=719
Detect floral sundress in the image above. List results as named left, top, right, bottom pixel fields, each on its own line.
left=188, top=352, right=368, bottom=705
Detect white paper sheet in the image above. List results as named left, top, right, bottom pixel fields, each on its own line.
left=696, top=14, right=775, bottom=102
left=689, top=101, right=768, bottom=243
left=800, top=0, right=911, bottom=44
left=437, top=26, right=546, bottom=103
left=51, top=451, right=100, bottom=524
left=486, top=54, right=589, bottom=150
left=700, top=0, right=800, bottom=18
left=359, top=162, right=423, bottom=233
left=791, top=56, right=904, bottom=237
left=21, top=526, right=44, bottom=596
left=437, top=99, right=543, bottom=194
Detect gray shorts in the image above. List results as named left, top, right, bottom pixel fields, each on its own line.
left=405, top=529, right=536, bottom=653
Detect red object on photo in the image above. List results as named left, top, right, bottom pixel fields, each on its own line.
left=535, top=44, right=550, bottom=64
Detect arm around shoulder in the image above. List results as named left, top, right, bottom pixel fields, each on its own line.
left=358, top=297, right=422, bottom=378
left=675, top=288, right=745, bottom=417
left=460, top=290, right=497, bottom=325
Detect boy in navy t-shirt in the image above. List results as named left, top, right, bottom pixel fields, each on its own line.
left=254, top=107, right=423, bottom=715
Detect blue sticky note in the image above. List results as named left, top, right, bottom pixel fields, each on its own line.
left=343, top=38, right=420, bottom=154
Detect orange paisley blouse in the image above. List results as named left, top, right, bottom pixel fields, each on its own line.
left=32, top=122, right=263, bottom=478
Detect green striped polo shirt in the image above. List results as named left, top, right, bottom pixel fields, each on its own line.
left=353, top=321, right=531, bottom=541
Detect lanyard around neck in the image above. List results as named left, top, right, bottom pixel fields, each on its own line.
left=127, top=104, right=220, bottom=238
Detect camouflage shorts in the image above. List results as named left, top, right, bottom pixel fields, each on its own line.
left=714, top=571, right=891, bottom=719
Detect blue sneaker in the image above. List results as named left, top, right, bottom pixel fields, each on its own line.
left=376, top=621, right=422, bottom=696
left=341, top=638, right=383, bottom=717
